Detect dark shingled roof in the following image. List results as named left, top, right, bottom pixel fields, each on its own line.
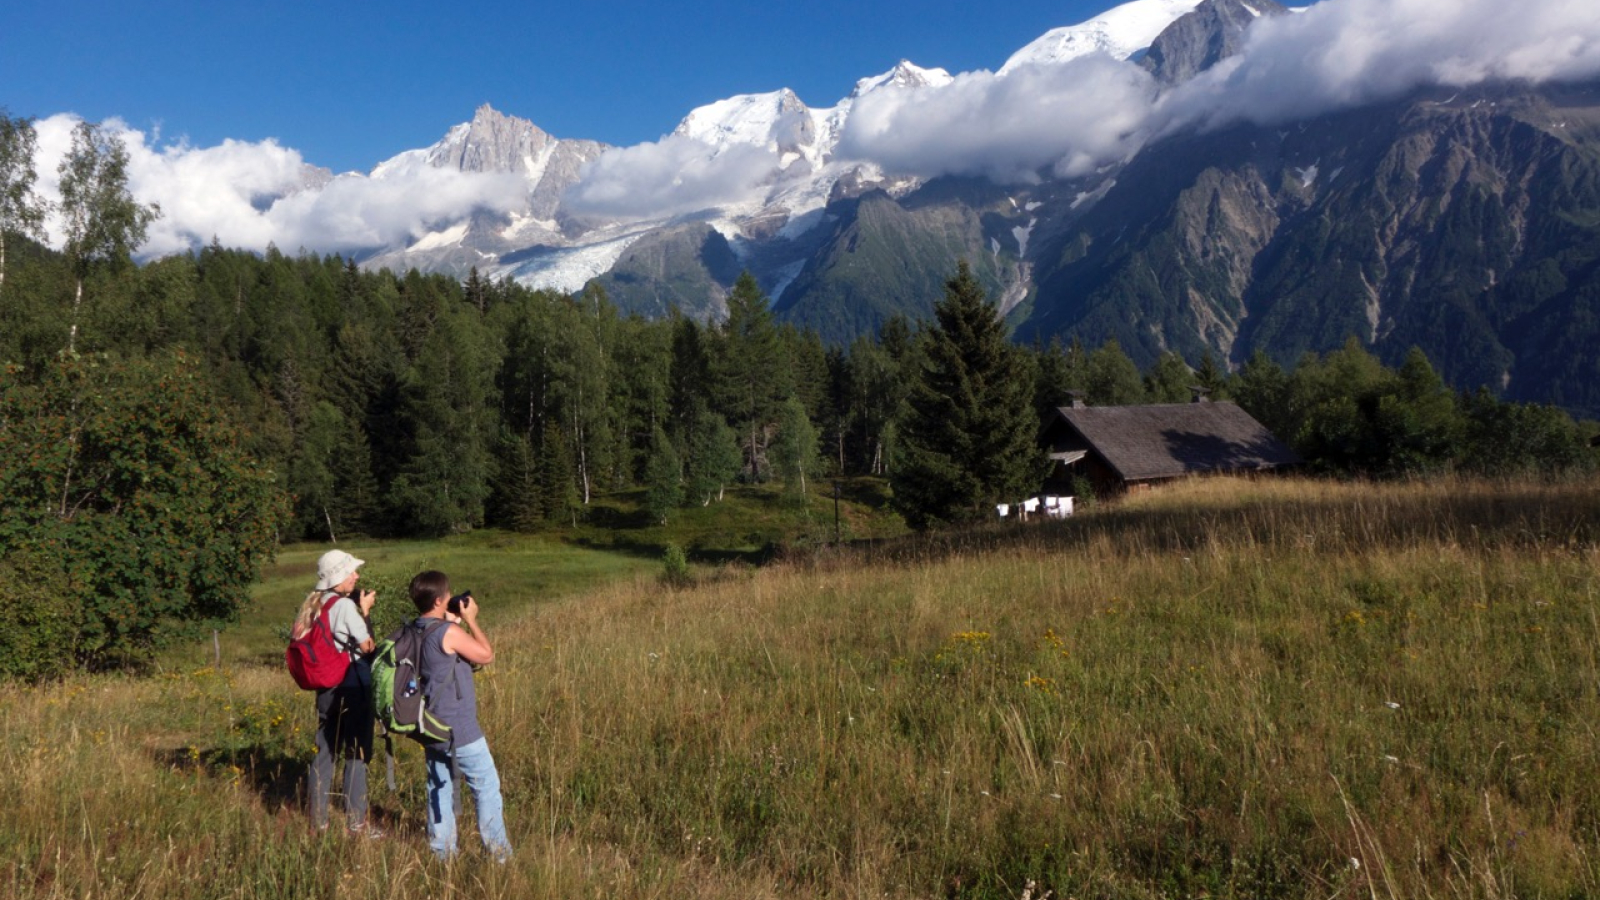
left=1046, top=401, right=1299, bottom=483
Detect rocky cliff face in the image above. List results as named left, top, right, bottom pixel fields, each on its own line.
left=1017, top=81, right=1600, bottom=416
left=1141, top=0, right=1288, bottom=83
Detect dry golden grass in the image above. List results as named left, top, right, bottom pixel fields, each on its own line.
left=5, top=475, right=1599, bottom=898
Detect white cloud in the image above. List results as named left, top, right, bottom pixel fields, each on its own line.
left=1158, top=0, right=1600, bottom=134
left=837, top=55, right=1157, bottom=183
left=840, top=0, right=1600, bottom=185
left=562, top=135, right=781, bottom=221
left=26, top=0, right=1600, bottom=254
left=32, top=114, right=523, bottom=258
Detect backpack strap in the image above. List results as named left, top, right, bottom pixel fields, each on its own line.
left=320, top=592, right=365, bottom=655
left=416, top=618, right=462, bottom=702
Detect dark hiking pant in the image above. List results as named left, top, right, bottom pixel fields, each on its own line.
left=308, top=667, right=374, bottom=828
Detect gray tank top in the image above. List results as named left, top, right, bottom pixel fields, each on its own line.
left=419, top=620, right=484, bottom=748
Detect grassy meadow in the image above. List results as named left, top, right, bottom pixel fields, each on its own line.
left=7, top=476, right=1600, bottom=899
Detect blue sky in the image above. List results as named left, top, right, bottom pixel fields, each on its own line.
left=4, top=0, right=1106, bottom=172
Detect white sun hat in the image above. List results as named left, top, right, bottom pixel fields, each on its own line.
left=314, top=549, right=366, bottom=591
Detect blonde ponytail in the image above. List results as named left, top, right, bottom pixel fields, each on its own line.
left=290, top=589, right=327, bottom=640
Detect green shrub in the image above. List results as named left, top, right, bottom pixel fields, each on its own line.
left=0, top=353, right=286, bottom=677
left=661, top=542, right=691, bottom=587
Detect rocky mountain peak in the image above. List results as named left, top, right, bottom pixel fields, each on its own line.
left=672, top=88, right=815, bottom=156
left=426, top=104, right=559, bottom=177
left=1141, top=0, right=1289, bottom=84
left=850, top=60, right=954, bottom=99
left=1000, top=0, right=1203, bottom=73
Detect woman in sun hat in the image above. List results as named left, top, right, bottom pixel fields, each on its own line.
left=291, top=549, right=380, bottom=835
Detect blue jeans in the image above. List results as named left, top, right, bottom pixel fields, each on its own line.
left=425, top=737, right=511, bottom=860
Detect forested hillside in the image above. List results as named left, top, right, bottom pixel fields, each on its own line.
left=3, top=234, right=1594, bottom=543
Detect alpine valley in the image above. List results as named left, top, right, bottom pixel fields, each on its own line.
left=354, top=0, right=1600, bottom=417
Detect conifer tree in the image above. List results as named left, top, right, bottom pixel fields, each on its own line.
left=644, top=424, right=683, bottom=525
left=846, top=335, right=910, bottom=476
left=892, top=261, right=1044, bottom=529
left=389, top=306, right=496, bottom=535
left=490, top=431, right=545, bottom=533
left=1195, top=351, right=1229, bottom=399
left=539, top=423, right=579, bottom=525
left=712, top=272, right=791, bottom=480
left=1032, top=337, right=1079, bottom=419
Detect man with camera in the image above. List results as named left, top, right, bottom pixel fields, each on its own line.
left=406, top=569, right=512, bottom=861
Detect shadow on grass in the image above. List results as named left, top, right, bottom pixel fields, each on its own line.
left=156, top=742, right=306, bottom=811
left=570, top=532, right=777, bottom=568
left=154, top=741, right=415, bottom=833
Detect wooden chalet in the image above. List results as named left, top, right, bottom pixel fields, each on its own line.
left=1041, top=395, right=1299, bottom=495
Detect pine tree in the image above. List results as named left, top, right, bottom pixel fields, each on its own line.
left=389, top=305, right=496, bottom=535
left=1195, top=351, right=1229, bottom=399
left=712, top=272, right=791, bottom=480
left=539, top=423, right=579, bottom=525
left=892, top=261, right=1045, bottom=529
left=644, top=424, right=683, bottom=525
left=1032, top=337, right=1079, bottom=419
left=490, top=430, right=545, bottom=533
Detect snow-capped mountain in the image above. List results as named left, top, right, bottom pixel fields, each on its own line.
left=669, top=60, right=954, bottom=177
left=1000, top=0, right=1204, bottom=71
left=356, top=0, right=1252, bottom=302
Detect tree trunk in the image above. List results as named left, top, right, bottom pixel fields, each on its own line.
left=68, top=277, right=83, bottom=353
left=575, top=403, right=591, bottom=506
left=0, top=230, right=7, bottom=294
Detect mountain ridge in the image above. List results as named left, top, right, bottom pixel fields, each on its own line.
left=326, top=0, right=1600, bottom=415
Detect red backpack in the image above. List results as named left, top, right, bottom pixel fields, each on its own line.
left=286, top=595, right=352, bottom=690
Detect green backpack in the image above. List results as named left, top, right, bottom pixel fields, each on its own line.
left=371, top=618, right=456, bottom=747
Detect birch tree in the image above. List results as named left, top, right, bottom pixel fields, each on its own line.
left=0, top=111, right=47, bottom=294
left=57, top=120, right=158, bottom=352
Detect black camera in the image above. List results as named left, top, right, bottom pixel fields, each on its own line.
left=447, top=590, right=472, bottom=615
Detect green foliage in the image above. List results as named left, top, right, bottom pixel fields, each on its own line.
left=713, top=272, right=792, bottom=481
left=1084, top=338, right=1145, bottom=406
left=684, top=401, right=742, bottom=506
left=57, top=121, right=160, bottom=352
left=660, top=542, right=691, bottom=587
left=389, top=301, right=496, bottom=535
left=893, top=262, right=1046, bottom=529
left=0, top=110, right=46, bottom=292
left=1194, top=350, right=1229, bottom=399
left=1143, top=350, right=1194, bottom=403
left=644, top=425, right=684, bottom=525
left=1458, top=388, right=1595, bottom=478
left=0, top=353, right=285, bottom=676
left=771, top=396, right=821, bottom=501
